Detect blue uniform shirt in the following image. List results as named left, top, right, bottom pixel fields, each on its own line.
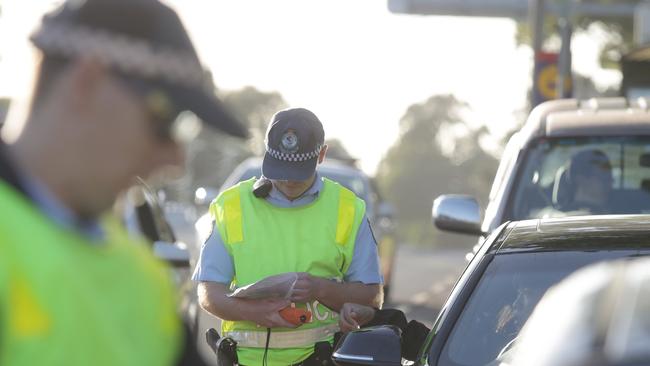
left=192, top=174, right=383, bottom=285
left=17, top=163, right=104, bottom=240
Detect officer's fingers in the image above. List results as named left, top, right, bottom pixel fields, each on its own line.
left=291, top=287, right=309, bottom=294
left=353, top=307, right=375, bottom=325
left=340, top=303, right=354, bottom=316
left=292, top=277, right=313, bottom=289
left=339, top=315, right=359, bottom=333
left=295, top=272, right=310, bottom=279
left=268, top=298, right=291, bottom=311
left=289, top=291, right=309, bottom=302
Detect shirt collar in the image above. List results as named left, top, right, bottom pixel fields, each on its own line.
left=18, top=169, right=104, bottom=241
left=267, top=172, right=323, bottom=203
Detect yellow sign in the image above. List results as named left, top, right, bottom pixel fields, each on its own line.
left=538, top=64, right=572, bottom=100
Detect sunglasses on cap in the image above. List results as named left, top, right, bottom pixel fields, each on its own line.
left=119, top=76, right=201, bottom=144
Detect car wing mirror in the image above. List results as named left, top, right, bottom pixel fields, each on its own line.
left=332, top=325, right=402, bottom=366
left=153, top=241, right=190, bottom=268
left=432, top=194, right=483, bottom=236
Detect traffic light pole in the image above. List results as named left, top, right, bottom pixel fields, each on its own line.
left=530, top=0, right=545, bottom=107
left=557, top=16, right=573, bottom=99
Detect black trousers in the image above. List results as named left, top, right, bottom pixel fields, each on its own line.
left=238, top=339, right=336, bottom=366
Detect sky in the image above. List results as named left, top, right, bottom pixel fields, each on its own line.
left=0, top=0, right=620, bottom=174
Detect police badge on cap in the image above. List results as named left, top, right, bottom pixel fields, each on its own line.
left=262, top=108, right=325, bottom=181
left=280, top=129, right=299, bottom=154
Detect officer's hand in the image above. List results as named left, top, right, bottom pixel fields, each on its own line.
left=339, top=303, right=376, bottom=333
left=242, top=298, right=297, bottom=328
left=290, top=272, right=323, bottom=303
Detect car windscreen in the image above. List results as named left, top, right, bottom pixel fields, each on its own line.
left=507, top=137, right=650, bottom=220
left=437, top=249, right=650, bottom=366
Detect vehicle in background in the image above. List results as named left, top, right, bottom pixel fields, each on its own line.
left=507, top=256, right=650, bottom=366
left=331, top=215, right=650, bottom=366
left=121, top=181, right=192, bottom=275
left=119, top=182, right=209, bottom=364
left=433, top=97, right=650, bottom=257
left=120, top=182, right=197, bottom=325
left=194, top=157, right=397, bottom=300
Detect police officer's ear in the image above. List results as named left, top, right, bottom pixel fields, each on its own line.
left=67, top=56, right=109, bottom=112
left=72, top=57, right=107, bottom=93
left=318, top=144, right=328, bottom=164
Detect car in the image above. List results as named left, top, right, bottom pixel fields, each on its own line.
left=194, top=157, right=397, bottom=300
left=506, top=256, right=650, bottom=366
left=120, top=182, right=196, bottom=315
left=331, top=215, right=650, bottom=366
left=120, top=181, right=192, bottom=277
left=433, top=97, right=650, bottom=256
left=119, top=182, right=209, bottom=365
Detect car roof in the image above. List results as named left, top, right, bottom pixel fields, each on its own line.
left=518, top=97, right=650, bottom=146
left=495, top=215, right=650, bottom=253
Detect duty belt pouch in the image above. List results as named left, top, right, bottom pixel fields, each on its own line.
left=307, top=340, right=334, bottom=366
left=216, top=337, right=238, bottom=366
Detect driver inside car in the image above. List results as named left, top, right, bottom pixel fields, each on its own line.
left=561, top=149, right=613, bottom=214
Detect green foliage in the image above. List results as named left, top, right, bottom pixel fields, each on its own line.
left=325, top=138, right=358, bottom=165
left=166, top=86, right=287, bottom=201
left=221, top=86, right=287, bottom=155
left=375, top=95, right=498, bottom=246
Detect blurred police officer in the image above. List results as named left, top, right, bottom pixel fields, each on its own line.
left=193, top=107, right=383, bottom=366
left=0, top=0, right=247, bottom=365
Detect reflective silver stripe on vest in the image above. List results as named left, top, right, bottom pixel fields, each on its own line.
left=224, top=324, right=340, bottom=348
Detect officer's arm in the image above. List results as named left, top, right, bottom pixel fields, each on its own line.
left=193, top=223, right=295, bottom=328
left=197, top=282, right=296, bottom=328
left=294, top=278, right=382, bottom=312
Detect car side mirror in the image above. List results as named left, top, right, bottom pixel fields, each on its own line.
left=153, top=241, right=191, bottom=268
left=332, top=325, right=402, bottom=366
left=432, top=194, right=483, bottom=236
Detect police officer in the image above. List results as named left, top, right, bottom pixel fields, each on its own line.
left=193, top=108, right=383, bottom=366
left=0, top=1, right=247, bottom=365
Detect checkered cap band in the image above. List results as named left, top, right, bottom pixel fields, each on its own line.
left=30, top=22, right=208, bottom=90
left=266, top=145, right=322, bottom=162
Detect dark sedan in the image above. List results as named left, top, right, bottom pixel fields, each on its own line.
left=332, top=215, right=650, bottom=366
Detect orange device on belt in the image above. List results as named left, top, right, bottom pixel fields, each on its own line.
left=280, top=306, right=312, bottom=326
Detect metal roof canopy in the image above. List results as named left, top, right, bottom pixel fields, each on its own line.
left=388, top=0, right=636, bottom=19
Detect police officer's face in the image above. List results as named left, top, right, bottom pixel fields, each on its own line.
left=270, top=146, right=328, bottom=201
left=272, top=176, right=316, bottom=201
left=67, top=58, right=184, bottom=216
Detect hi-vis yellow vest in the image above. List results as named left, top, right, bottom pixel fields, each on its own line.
left=0, top=181, right=181, bottom=366
left=210, top=177, right=366, bottom=366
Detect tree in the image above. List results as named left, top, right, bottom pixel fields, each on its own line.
left=376, top=95, right=498, bottom=246
left=325, top=138, right=358, bottom=166
left=165, top=86, right=287, bottom=201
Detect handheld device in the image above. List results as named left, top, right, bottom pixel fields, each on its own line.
left=280, top=306, right=312, bottom=326
left=253, top=177, right=272, bottom=198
